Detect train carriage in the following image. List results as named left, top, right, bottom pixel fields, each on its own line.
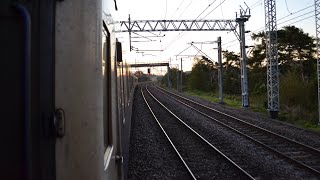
left=1, top=0, right=136, bottom=179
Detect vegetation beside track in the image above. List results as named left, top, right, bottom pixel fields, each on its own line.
left=159, top=26, right=320, bottom=132
left=184, top=89, right=320, bottom=132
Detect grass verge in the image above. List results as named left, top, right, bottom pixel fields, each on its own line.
left=184, top=89, right=320, bottom=132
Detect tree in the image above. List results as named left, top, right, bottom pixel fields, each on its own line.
left=223, top=50, right=240, bottom=69
left=161, top=68, right=179, bottom=89
left=222, top=51, right=241, bottom=94
left=280, top=71, right=317, bottom=122
left=188, top=57, right=216, bottom=92
left=134, top=70, right=150, bottom=82
left=250, top=25, right=318, bottom=123
left=251, top=26, right=316, bottom=80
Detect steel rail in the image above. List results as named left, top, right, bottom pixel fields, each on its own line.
left=140, top=86, right=197, bottom=180
left=144, top=86, right=255, bottom=179
left=154, top=85, right=320, bottom=177
left=155, top=85, right=320, bottom=153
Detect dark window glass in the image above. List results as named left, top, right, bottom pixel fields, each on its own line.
left=102, top=22, right=112, bottom=149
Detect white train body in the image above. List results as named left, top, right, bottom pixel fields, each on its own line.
left=55, top=0, right=136, bottom=179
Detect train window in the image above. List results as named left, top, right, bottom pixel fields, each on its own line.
left=121, top=63, right=126, bottom=125
left=102, top=21, right=113, bottom=168
left=116, top=41, right=122, bottom=62
left=126, top=66, right=130, bottom=103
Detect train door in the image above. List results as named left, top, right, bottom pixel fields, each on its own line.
left=1, top=1, right=56, bottom=180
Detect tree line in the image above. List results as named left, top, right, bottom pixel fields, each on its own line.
left=161, top=26, right=319, bottom=126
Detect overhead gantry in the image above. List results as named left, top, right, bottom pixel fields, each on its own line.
left=130, top=63, right=171, bottom=88
left=117, top=7, right=251, bottom=108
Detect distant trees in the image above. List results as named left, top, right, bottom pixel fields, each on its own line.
left=250, top=26, right=317, bottom=123
left=188, top=57, right=216, bottom=92
left=181, top=25, right=318, bottom=124
left=222, top=51, right=241, bottom=95
left=252, top=26, right=316, bottom=79
left=134, top=70, right=150, bottom=82
left=161, top=68, right=178, bottom=89
left=161, top=68, right=188, bottom=90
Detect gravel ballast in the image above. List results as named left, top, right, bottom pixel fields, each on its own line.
left=149, top=85, right=318, bottom=179
left=127, top=84, right=191, bottom=179
left=160, top=86, right=320, bottom=150
left=143, top=87, right=247, bottom=179
left=127, top=83, right=320, bottom=179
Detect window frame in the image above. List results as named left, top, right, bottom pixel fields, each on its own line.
left=102, top=21, right=113, bottom=170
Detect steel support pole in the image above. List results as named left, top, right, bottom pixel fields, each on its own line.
left=180, top=58, right=183, bottom=92
left=167, top=65, right=171, bottom=88
left=217, top=37, right=224, bottom=104
left=128, top=14, right=132, bottom=51
left=315, top=0, right=320, bottom=125
left=239, top=21, right=249, bottom=107
left=265, top=0, right=279, bottom=119
left=177, top=70, right=179, bottom=91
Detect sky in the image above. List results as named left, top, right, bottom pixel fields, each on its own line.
left=112, top=0, right=317, bottom=74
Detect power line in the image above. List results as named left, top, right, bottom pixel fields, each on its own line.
left=163, top=0, right=218, bottom=51
left=162, top=0, right=195, bottom=51
left=201, top=0, right=227, bottom=20
left=164, top=0, right=168, bottom=19
left=278, top=10, right=314, bottom=26
left=250, top=0, right=263, bottom=7
left=176, top=44, right=193, bottom=56
left=250, top=0, right=263, bottom=9
left=223, top=13, right=315, bottom=49
left=281, top=14, right=315, bottom=28
left=161, top=0, right=191, bottom=51
left=278, top=4, right=314, bottom=22
left=220, top=0, right=224, bottom=19
left=163, top=0, right=255, bottom=58
left=163, top=0, right=227, bottom=53
left=163, top=33, right=183, bottom=51
left=222, top=4, right=315, bottom=47
left=177, top=0, right=193, bottom=18
left=166, top=1, right=314, bottom=59
left=195, top=0, right=218, bottom=20
left=284, top=0, right=292, bottom=14
left=169, top=0, right=187, bottom=19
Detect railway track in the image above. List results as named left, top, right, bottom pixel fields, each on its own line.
left=154, top=85, right=320, bottom=178
left=141, top=85, right=254, bottom=179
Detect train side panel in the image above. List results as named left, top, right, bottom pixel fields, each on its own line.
left=1, top=0, right=137, bottom=179
left=55, top=0, right=107, bottom=179
left=102, top=11, right=124, bottom=180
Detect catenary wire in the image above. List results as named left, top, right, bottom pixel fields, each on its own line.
left=163, top=0, right=227, bottom=54
left=222, top=4, right=315, bottom=47
left=224, top=13, right=315, bottom=49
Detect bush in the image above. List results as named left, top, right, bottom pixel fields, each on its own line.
left=280, top=71, right=318, bottom=124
